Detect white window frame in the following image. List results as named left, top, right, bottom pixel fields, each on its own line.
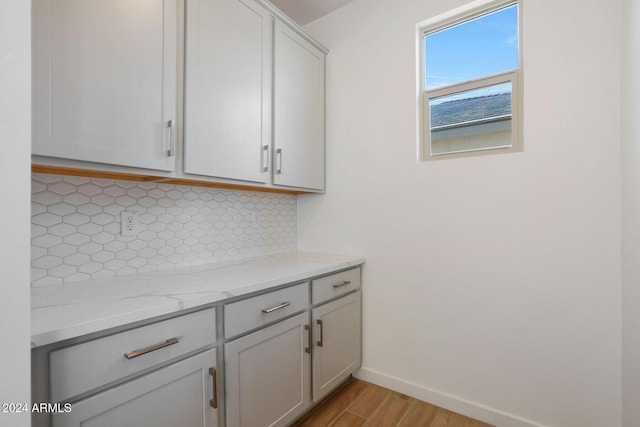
left=417, top=0, right=523, bottom=161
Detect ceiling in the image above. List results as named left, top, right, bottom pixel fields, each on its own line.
left=269, top=0, right=356, bottom=25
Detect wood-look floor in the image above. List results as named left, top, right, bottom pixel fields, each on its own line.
left=293, top=378, right=494, bottom=427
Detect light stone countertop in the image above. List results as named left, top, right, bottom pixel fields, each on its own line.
left=31, top=251, right=365, bottom=347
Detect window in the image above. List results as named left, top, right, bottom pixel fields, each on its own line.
left=418, top=1, right=522, bottom=160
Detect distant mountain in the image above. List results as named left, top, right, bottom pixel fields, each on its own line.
left=431, top=92, right=511, bottom=127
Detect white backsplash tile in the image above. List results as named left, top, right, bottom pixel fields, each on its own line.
left=31, top=174, right=297, bottom=286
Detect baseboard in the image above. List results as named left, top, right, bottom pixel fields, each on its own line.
left=354, top=367, right=548, bottom=427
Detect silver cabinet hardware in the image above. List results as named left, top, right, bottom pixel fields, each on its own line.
left=316, top=319, right=324, bottom=347
left=167, top=119, right=175, bottom=157
left=261, top=301, right=290, bottom=314
left=209, top=367, right=218, bottom=409
left=276, top=148, right=282, bottom=174
left=304, top=324, right=311, bottom=354
left=332, top=281, right=351, bottom=289
left=123, top=337, right=179, bottom=360
left=262, top=145, right=269, bottom=172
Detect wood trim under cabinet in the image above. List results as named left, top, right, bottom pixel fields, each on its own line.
left=32, top=164, right=311, bottom=195
left=32, top=164, right=159, bottom=182
left=158, top=177, right=308, bottom=195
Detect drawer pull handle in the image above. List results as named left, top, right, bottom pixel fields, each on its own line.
left=333, top=281, right=351, bottom=289
left=276, top=148, right=283, bottom=174
left=262, top=145, right=269, bottom=172
left=261, top=302, right=290, bottom=314
left=167, top=119, right=175, bottom=157
left=317, top=319, right=324, bottom=347
left=209, top=367, right=218, bottom=409
left=123, top=337, right=179, bottom=360
left=304, top=324, right=311, bottom=354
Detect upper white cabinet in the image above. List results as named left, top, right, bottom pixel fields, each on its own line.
left=185, top=0, right=326, bottom=191
left=31, top=0, right=327, bottom=192
left=273, top=21, right=326, bottom=191
left=32, top=0, right=178, bottom=172
left=184, top=0, right=272, bottom=183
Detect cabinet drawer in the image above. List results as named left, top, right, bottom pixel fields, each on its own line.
left=312, top=268, right=361, bottom=305
left=224, top=283, right=308, bottom=339
left=50, top=308, right=216, bottom=403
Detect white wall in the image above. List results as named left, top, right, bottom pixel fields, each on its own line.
left=0, top=1, right=31, bottom=426
left=621, top=0, right=640, bottom=425
left=299, top=0, right=623, bottom=425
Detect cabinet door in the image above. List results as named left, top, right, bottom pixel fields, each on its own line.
left=273, top=22, right=325, bottom=191
left=312, top=291, right=361, bottom=402
left=52, top=349, right=217, bottom=427
left=184, top=0, right=272, bottom=183
left=225, top=312, right=311, bottom=427
left=32, top=0, right=177, bottom=172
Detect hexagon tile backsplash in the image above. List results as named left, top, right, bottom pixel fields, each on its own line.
left=31, top=173, right=297, bottom=287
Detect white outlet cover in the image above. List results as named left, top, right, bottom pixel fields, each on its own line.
left=120, top=212, right=139, bottom=236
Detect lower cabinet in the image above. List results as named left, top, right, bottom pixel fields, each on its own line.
left=223, top=269, right=362, bottom=427
left=33, top=267, right=362, bottom=427
left=52, top=349, right=217, bottom=427
left=224, top=312, right=311, bottom=427
left=312, top=291, right=362, bottom=402
left=33, top=308, right=218, bottom=427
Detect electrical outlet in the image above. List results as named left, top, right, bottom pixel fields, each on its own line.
left=121, top=212, right=139, bottom=236
left=251, top=211, right=262, bottom=227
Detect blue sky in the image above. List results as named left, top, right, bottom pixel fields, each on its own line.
left=426, top=5, right=519, bottom=91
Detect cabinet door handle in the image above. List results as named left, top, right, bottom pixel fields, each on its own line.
left=333, top=281, right=352, bottom=289
left=209, top=367, right=218, bottom=409
left=262, top=145, right=269, bottom=172
left=261, top=301, right=290, bottom=314
left=167, top=119, right=175, bottom=157
left=124, top=337, right=179, bottom=359
left=276, top=148, right=283, bottom=174
left=304, top=324, right=311, bottom=354
left=317, top=319, right=324, bottom=347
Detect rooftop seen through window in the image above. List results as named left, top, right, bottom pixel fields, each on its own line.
left=420, top=2, right=521, bottom=159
